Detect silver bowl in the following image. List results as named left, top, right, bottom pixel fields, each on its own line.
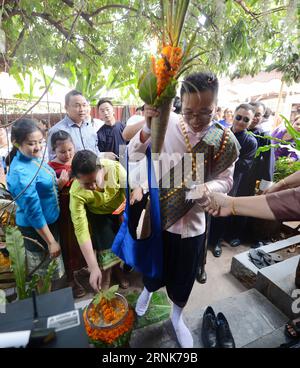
left=85, top=292, right=129, bottom=330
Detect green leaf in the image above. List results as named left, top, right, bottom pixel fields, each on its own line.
left=5, top=226, right=26, bottom=300
left=138, top=71, right=158, bottom=105
left=274, top=157, right=300, bottom=182
left=280, top=115, right=300, bottom=150
left=37, top=259, right=58, bottom=294
left=255, top=144, right=281, bottom=158
left=154, top=78, right=177, bottom=106
left=92, top=291, right=104, bottom=306
left=26, top=273, right=40, bottom=298
left=0, top=289, right=6, bottom=310
left=127, top=291, right=171, bottom=330
left=103, top=284, right=119, bottom=301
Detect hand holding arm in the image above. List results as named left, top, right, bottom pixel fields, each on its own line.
left=204, top=192, right=276, bottom=220
left=264, top=171, right=300, bottom=194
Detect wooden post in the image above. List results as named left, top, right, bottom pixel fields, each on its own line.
left=274, top=80, right=285, bottom=127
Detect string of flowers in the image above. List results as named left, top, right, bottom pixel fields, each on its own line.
left=83, top=307, right=135, bottom=347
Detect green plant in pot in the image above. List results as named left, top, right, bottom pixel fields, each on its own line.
left=274, top=157, right=300, bottom=183
left=4, top=226, right=57, bottom=300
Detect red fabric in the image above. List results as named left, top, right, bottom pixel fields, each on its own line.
left=48, top=161, right=72, bottom=187
left=49, top=160, right=86, bottom=279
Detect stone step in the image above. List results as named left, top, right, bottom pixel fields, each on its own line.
left=231, top=235, right=300, bottom=289
left=130, top=289, right=291, bottom=348
left=255, top=255, right=300, bottom=319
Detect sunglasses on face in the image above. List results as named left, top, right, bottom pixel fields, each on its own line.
left=235, top=115, right=250, bottom=123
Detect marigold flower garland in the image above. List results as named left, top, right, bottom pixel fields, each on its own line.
left=83, top=307, right=135, bottom=347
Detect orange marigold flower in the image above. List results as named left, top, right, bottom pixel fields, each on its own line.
left=83, top=308, right=135, bottom=346
left=153, top=45, right=183, bottom=96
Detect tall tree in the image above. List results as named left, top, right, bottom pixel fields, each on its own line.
left=0, top=0, right=298, bottom=101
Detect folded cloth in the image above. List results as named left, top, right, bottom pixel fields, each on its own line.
left=248, top=249, right=283, bottom=269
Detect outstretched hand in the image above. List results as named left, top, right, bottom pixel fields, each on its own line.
left=203, top=192, right=233, bottom=217
left=89, top=266, right=102, bottom=292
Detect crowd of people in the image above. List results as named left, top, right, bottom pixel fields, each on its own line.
left=0, top=70, right=299, bottom=348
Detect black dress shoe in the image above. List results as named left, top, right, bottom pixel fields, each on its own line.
left=229, top=238, right=241, bottom=247
left=251, top=241, right=264, bottom=249
left=196, top=268, right=207, bottom=284
left=202, top=306, right=218, bottom=348
left=216, top=312, right=236, bottom=348
left=213, top=241, right=222, bottom=257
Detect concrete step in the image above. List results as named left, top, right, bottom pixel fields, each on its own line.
left=130, top=289, right=291, bottom=348
left=231, top=235, right=300, bottom=289
left=255, top=255, right=300, bottom=319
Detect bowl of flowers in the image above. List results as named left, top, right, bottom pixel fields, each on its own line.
left=83, top=285, right=135, bottom=348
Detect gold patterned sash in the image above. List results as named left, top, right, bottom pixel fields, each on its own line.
left=141, top=123, right=240, bottom=234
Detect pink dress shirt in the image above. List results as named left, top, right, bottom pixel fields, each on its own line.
left=128, top=112, right=236, bottom=238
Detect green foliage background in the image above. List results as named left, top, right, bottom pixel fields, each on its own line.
left=1, top=0, right=299, bottom=103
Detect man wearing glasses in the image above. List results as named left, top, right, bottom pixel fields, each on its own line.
left=48, top=90, right=100, bottom=160
left=210, top=103, right=258, bottom=257
left=127, top=72, right=240, bottom=348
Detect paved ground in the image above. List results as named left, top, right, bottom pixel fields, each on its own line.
left=185, top=241, right=248, bottom=314
left=75, top=241, right=249, bottom=316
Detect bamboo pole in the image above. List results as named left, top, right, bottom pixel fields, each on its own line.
left=274, top=80, right=285, bottom=127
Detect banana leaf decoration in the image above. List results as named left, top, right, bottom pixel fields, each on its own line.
left=138, top=0, right=194, bottom=154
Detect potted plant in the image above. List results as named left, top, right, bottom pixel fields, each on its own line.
left=4, top=226, right=58, bottom=300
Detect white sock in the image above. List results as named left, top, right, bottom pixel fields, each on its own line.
left=171, top=303, right=193, bottom=348
left=135, top=287, right=153, bottom=316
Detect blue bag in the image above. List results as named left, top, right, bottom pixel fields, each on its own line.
left=112, top=146, right=163, bottom=279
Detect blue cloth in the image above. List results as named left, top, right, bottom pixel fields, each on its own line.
left=112, top=146, right=163, bottom=279
left=97, top=122, right=127, bottom=156
left=7, top=150, right=60, bottom=229
left=47, top=115, right=100, bottom=160
left=218, top=119, right=232, bottom=128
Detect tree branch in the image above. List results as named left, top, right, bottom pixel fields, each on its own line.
left=9, top=25, right=27, bottom=58
left=253, top=6, right=288, bottom=19
left=78, top=35, right=105, bottom=57
left=234, top=0, right=258, bottom=17
left=89, top=4, right=139, bottom=17
left=61, top=0, right=94, bottom=27
left=32, top=12, right=70, bottom=39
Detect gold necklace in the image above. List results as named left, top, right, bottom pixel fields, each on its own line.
left=160, top=119, right=230, bottom=201
left=179, top=117, right=200, bottom=180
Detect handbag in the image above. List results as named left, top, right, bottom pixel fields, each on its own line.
left=112, top=146, right=163, bottom=279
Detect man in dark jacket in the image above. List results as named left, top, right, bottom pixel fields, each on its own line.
left=211, top=103, right=258, bottom=257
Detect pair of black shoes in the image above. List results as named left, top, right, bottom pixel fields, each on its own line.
left=202, top=306, right=235, bottom=348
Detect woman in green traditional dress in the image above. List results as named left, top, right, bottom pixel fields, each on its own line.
left=69, top=150, right=133, bottom=291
